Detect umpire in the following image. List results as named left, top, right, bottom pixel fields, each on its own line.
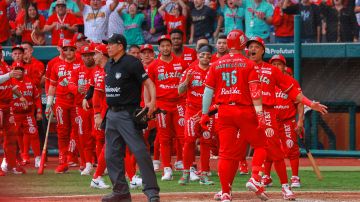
left=102, top=33, right=160, bottom=202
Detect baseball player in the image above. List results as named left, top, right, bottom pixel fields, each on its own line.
left=10, top=62, right=42, bottom=168
left=0, top=45, right=27, bottom=175
left=68, top=44, right=97, bottom=175
left=147, top=35, right=187, bottom=181
left=246, top=36, right=327, bottom=200
left=201, top=30, right=269, bottom=201
left=211, top=34, right=228, bottom=63
left=178, top=44, right=215, bottom=186
left=270, top=54, right=303, bottom=188
left=46, top=39, right=82, bottom=174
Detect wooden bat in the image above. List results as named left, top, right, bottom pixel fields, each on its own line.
left=300, top=137, right=323, bottom=180
left=37, top=110, right=53, bottom=175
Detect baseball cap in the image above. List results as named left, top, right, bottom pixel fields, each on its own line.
left=56, top=0, right=66, bottom=6
left=157, top=35, right=171, bottom=45
left=246, top=36, right=265, bottom=50
left=58, top=38, right=65, bottom=47
left=12, top=61, right=25, bottom=70
left=269, top=54, right=286, bottom=65
left=140, top=44, right=154, bottom=52
left=80, top=45, right=95, bottom=54
left=73, top=33, right=87, bottom=42
left=102, top=33, right=127, bottom=48
left=95, top=44, right=108, bottom=55
left=12, top=45, right=24, bottom=52
left=62, top=39, right=76, bottom=49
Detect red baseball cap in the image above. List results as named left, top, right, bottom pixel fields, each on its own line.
left=269, top=54, right=286, bottom=65
left=57, top=38, right=64, bottom=47
left=62, top=39, right=76, bottom=49
left=157, top=35, right=171, bottom=45
left=140, top=44, right=154, bottom=52
left=80, top=45, right=95, bottom=54
left=246, top=36, right=265, bottom=50
left=94, top=44, right=108, bottom=55
left=73, top=33, right=87, bottom=42
left=12, top=61, right=25, bottom=69
left=12, top=45, right=24, bottom=52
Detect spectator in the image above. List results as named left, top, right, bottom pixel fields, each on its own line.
left=48, top=0, right=81, bottom=17
left=159, top=0, right=188, bottom=42
left=15, top=2, right=46, bottom=45
left=243, top=0, right=274, bottom=42
left=273, top=0, right=294, bottom=43
left=320, top=0, right=358, bottom=42
left=0, top=0, right=11, bottom=45
left=128, top=44, right=141, bottom=59
left=189, top=0, right=217, bottom=44
left=35, top=0, right=52, bottom=19
left=283, top=0, right=321, bottom=43
left=76, top=0, right=119, bottom=43
left=218, top=0, right=245, bottom=35
left=43, top=0, right=79, bottom=45
left=118, top=3, right=145, bottom=45
left=106, top=0, right=126, bottom=37
left=142, top=0, right=166, bottom=44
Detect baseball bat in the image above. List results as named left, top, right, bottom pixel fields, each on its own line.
left=300, top=137, right=323, bottom=180
left=37, top=110, right=53, bottom=175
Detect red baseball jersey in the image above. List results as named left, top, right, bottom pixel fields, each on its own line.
left=275, top=77, right=302, bottom=120
left=89, top=66, right=104, bottom=87
left=68, top=65, right=96, bottom=106
left=22, top=57, right=45, bottom=88
left=11, top=77, right=41, bottom=114
left=45, top=56, right=62, bottom=94
left=93, top=70, right=106, bottom=116
left=181, top=46, right=197, bottom=67
left=211, top=53, right=222, bottom=64
left=147, top=56, right=187, bottom=107
left=46, top=12, right=78, bottom=45
left=205, top=53, right=259, bottom=105
left=179, top=64, right=208, bottom=108
left=254, top=62, right=294, bottom=107
left=49, top=58, right=82, bottom=107
left=0, top=62, right=14, bottom=106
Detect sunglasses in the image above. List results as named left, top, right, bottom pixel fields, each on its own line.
left=63, top=48, right=76, bottom=52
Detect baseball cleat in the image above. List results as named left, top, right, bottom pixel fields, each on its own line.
left=214, top=191, right=222, bottom=201
left=246, top=177, right=269, bottom=201
left=220, top=193, right=232, bottom=202
left=174, top=160, right=184, bottom=171
left=199, top=174, right=214, bottom=185
left=34, top=156, right=41, bottom=168
left=12, top=166, right=26, bottom=174
left=129, top=175, right=142, bottom=189
left=161, top=167, right=173, bottom=181
left=1, top=158, right=8, bottom=172
left=152, top=160, right=160, bottom=171
left=90, top=176, right=110, bottom=189
left=282, top=184, right=296, bottom=200
left=55, top=164, right=69, bottom=174
left=290, top=176, right=301, bottom=188
left=261, top=175, right=273, bottom=187
left=190, top=167, right=200, bottom=181
left=81, top=163, right=93, bottom=176
left=178, top=170, right=190, bottom=185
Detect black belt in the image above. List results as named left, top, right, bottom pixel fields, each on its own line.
left=109, top=105, right=136, bottom=112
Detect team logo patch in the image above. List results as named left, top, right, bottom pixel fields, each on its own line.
left=178, top=118, right=185, bottom=126
left=29, top=126, right=36, bottom=134
left=115, top=72, right=122, bottom=80
left=202, top=131, right=210, bottom=139
left=286, top=139, right=294, bottom=148
left=265, top=128, right=274, bottom=138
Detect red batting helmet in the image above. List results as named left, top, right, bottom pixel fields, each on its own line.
left=226, top=30, right=247, bottom=50
left=246, top=36, right=265, bottom=50
left=269, top=54, right=286, bottom=65
left=80, top=45, right=95, bottom=54
left=157, top=35, right=171, bottom=45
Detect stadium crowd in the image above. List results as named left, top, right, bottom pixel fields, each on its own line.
left=0, top=0, right=360, bottom=45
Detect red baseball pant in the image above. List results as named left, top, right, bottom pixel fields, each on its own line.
left=0, top=107, right=17, bottom=169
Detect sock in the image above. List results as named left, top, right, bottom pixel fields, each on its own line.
left=200, top=141, right=210, bottom=172
left=218, top=158, right=238, bottom=194
left=251, top=147, right=266, bottom=181
left=274, top=159, right=289, bottom=184
left=94, top=146, right=106, bottom=179
left=30, top=134, right=41, bottom=156
left=264, top=161, right=272, bottom=176
left=290, top=158, right=299, bottom=177
left=182, top=141, right=195, bottom=170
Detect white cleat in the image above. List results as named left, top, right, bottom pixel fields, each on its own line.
left=190, top=167, right=200, bottom=181
left=161, top=167, right=173, bottom=181
left=174, top=160, right=184, bottom=171
left=90, top=176, right=111, bottom=189
left=34, top=156, right=41, bottom=168
left=130, top=175, right=143, bottom=189
left=153, top=160, right=160, bottom=171
left=1, top=158, right=8, bottom=172
left=81, top=163, right=93, bottom=176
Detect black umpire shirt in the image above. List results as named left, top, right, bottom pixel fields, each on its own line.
left=105, top=54, right=149, bottom=107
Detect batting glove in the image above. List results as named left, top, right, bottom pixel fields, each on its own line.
left=200, top=114, right=210, bottom=131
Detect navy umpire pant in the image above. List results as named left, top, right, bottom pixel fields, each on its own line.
left=105, top=109, right=160, bottom=200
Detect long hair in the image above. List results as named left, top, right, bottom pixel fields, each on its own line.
left=24, top=2, right=39, bottom=23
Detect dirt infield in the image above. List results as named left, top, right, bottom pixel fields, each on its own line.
left=2, top=192, right=360, bottom=202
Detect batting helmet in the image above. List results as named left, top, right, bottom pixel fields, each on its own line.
left=269, top=54, right=286, bottom=65
left=246, top=36, right=265, bottom=50
left=227, top=30, right=247, bottom=50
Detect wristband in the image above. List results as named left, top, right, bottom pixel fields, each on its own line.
left=46, top=95, right=54, bottom=106
left=254, top=105, right=263, bottom=114
left=301, top=97, right=313, bottom=107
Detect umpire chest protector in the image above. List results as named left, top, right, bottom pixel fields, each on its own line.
left=105, top=54, right=148, bottom=107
